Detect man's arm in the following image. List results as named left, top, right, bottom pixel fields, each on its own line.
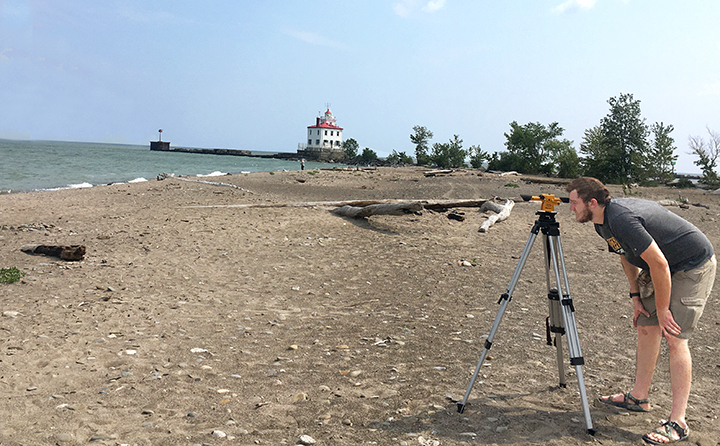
left=620, top=256, right=650, bottom=326
left=620, top=256, right=641, bottom=293
left=639, top=241, right=680, bottom=336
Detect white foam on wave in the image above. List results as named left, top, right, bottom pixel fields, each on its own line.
left=68, top=182, right=94, bottom=189
left=42, top=182, right=94, bottom=192
left=197, top=171, right=227, bottom=177
left=128, top=177, right=148, bottom=183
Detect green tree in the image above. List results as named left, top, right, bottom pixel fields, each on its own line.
left=550, top=140, right=580, bottom=179
left=360, top=147, right=378, bottom=162
left=468, top=145, right=489, bottom=169
left=503, top=121, right=571, bottom=175
left=342, top=138, right=359, bottom=160
left=410, top=125, right=433, bottom=166
left=579, top=125, right=610, bottom=179
left=431, top=134, right=467, bottom=168
left=487, top=151, right=525, bottom=172
left=387, top=150, right=413, bottom=165
left=688, top=127, right=720, bottom=188
left=599, top=93, right=649, bottom=183
left=646, top=122, right=677, bottom=184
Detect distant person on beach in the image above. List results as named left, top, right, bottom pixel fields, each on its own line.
left=566, top=177, right=716, bottom=445
left=300, top=159, right=305, bottom=171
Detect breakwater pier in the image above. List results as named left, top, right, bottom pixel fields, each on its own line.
left=150, top=144, right=301, bottom=160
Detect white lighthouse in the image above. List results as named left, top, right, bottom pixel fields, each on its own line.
left=298, top=107, right=344, bottom=160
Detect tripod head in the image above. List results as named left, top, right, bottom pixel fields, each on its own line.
left=521, top=194, right=569, bottom=212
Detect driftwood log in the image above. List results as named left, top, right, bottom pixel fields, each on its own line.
left=330, top=202, right=423, bottom=218
left=184, top=198, right=492, bottom=210
left=479, top=199, right=515, bottom=232
left=21, top=244, right=86, bottom=261
left=424, top=169, right=454, bottom=177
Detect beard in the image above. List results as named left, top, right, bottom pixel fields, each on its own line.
left=577, top=208, right=593, bottom=223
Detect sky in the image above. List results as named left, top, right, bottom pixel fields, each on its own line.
left=1, top=1, right=719, bottom=174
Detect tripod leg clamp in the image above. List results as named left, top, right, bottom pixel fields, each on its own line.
left=497, top=292, right=511, bottom=305
left=561, top=296, right=575, bottom=312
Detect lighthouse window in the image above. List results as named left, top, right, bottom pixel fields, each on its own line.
left=330, top=131, right=334, bottom=136
left=315, top=139, right=320, bottom=145
left=308, top=139, right=311, bottom=145
left=324, top=130, right=327, bottom=135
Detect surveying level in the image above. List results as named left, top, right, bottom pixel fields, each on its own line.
left=457, top=193, right=595, bottom=435
left=520, top=193, right=569, bottom=212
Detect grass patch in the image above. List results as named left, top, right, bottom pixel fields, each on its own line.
left=0, top=267, right=25, bottom=284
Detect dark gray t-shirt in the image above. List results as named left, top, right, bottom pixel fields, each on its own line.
left=594, top=198, right=714, bottom=272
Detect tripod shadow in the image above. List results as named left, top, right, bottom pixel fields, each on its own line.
left=377, top=388, right=638, bottom=444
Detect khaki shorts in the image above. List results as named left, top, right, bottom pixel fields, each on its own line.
left=636, top=255, right=717, bottom=339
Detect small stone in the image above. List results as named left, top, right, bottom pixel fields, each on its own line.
left=3, top=311, right=20, bottom=318
left=336, top=344, right=349, bottom=349
left=211, top=430, right=226, bottom=438
left=125, top=349, right=136, bottom=355
left=342, top=419, right=352, bottom=426
left=217, top=389, right=230, bottom=394
left=298, top=434, right=316, bottom=445
left=56, top=433, right=71, bottom=442
left=293, top=392, right=308, bottom=402
left=289, top=344, right=299, bottom=350
left=141, top=409, right=154, bottom=415
left=350, top=370, right=362, bottom=377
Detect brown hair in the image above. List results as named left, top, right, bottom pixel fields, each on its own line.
left=565, top=177, right=611, bottom=206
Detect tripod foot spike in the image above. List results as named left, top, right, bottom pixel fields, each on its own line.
left=587, top=428, right=596, bottom=436
left=456, top=403, right=465, bottom=413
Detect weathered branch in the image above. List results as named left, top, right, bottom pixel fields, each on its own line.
left=479, top=199, right=515, bottom=232
left=21, top=244, right=86, bottom=261
left=331, top=202, right=423, bottom=218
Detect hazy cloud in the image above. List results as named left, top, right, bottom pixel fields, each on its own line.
left=285, top=30, right=345, bottom=49
left=394, top=0, right=446, bottom=17
left=423, top=0, right=447, bottom=13
left=0, top=48, right=12, bottom=63
left=553, top=0, right=596, bottom=14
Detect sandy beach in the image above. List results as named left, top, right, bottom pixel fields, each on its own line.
left=1, top=167, right=719, bottom=446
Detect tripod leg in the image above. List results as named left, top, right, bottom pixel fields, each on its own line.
left=457, top=229, right=540, bottom=413
left=548, top=235, right=595, bottom=435
left=544, top=234, right=568, bottom=389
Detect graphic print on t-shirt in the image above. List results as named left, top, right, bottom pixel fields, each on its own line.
left=605, top=236, right=626, bottom=255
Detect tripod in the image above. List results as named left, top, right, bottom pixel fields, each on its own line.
left=457, top=194, right=595, bottom=435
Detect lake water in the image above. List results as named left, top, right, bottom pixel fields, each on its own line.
left=0, top=139, right=326, bottom=193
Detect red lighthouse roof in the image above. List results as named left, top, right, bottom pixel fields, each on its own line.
left=307, top=108, right=343, bottom=130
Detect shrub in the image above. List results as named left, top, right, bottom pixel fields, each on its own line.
left=0, top=267, right=25, bottom=284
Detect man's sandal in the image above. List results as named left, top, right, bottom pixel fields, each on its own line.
left=642, top=420, right=689, bottom=444
left=598, top=392, right=649, bottom=412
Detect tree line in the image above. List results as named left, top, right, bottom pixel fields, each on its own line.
left=402, top=93, right=718, bottom=187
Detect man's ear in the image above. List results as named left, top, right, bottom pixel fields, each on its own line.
left=588, top=198, right=599, bottom=209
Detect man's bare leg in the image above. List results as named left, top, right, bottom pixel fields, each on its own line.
left=643, top=335, right=691, bottom=443
left=600, top=325, right=661, bottom=410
